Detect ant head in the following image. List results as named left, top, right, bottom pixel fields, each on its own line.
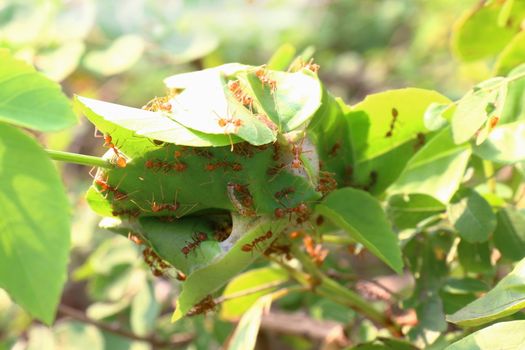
left=197, top=232, right=207, bottom=241
left=274, top=208, right=285, bottom=218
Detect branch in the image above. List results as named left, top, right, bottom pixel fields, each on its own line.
left=58, top=304, right=193, bottom=348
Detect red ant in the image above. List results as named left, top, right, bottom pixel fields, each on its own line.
left=151, top=201, right=179, bottom=213
left=241, top=230, right=273, bottom=252
left=385, top=108, right=399, bottom=138
left=303, top=236, right=328, bottom=266
left=128, top=233, right=144, bottom=245
left=94, top=131, right=127, bottom=168
left=328, top=142, right=341, bottom=157
left=181, top=232, right=207, bottom=257
left=145, top=159, right=186, bottom=173
left=264, top=243, right=292, bottom=260
left=255, top=65, right=277, bottom=93
left=227, top=183, right=256, bottom=217
left=413, top=132, right=425, bottom=152
left=362, top=170, right=378, bottom=191
left=142, top=247, right=172, bottom=277
left=488, top=116, right=500, bottom=130
left=205, top=161, right=242, bottom=172
left=274, top=202, right=310, bottom=223
left=303, top=58, right=320, bottom=73
left=228, top=80, right=254, bottom=109
left=317, top=171, right=338, bottom=195
left=186, top=295, right=216, bottom=316
left=267, top=162, right=286, bottom=176
left=291, top=137, right=309, bottom=169
left=93, top=175, right=127, bottom=201
left=112, top=208, right=141, bottom=218
left=142, top=96, right=172, bottom=112
left=274, top=187, right=295, bottom=199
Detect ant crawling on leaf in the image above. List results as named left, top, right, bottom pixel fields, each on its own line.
left=181, top=232, right=208, bottom=257
left=94, top=130, right=127, bottom=168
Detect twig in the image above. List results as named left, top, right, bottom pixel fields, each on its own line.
left=58, top=304, right=193, bottom=348
left=215, top=279, right=289, bottom=304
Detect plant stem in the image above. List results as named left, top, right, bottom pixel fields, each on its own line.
left=58, top=304, right=193, bottom=348
left=46, top=149, right=113, bottom=169
left=286, top=245, right=401, bottom=335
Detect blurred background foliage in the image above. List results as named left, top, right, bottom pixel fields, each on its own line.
left=0, top=0, right=510, bottom=349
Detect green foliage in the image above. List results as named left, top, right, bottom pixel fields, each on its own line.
left=4, top=1, right=525, bottom=348
left=0, top=50, right=77, bottom=131
left=0, top=124, right=70, bottom=324
left=446, top=320, right=525, bottom=350
left=447, top=257, right=525, bottom=327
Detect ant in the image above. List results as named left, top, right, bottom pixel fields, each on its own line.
left=274, top=187, right=295, bottom=199
left=303, top=235, right=328, bottom=266
left=413, top=132, right=425, bottom=152
left=227, top=183, right=256, bottom=217
left=186, top=295, right=216, bottom=316
left=227, top=80, right=254, bottom=109
left=241, top=230, right=273, bottom=252
left=274, top=202, right=310, bottom=223
left=94, top=130, right=127, bottom=168
left=205, top=161, right=242, bottom=172
left=362, top=170, right=378, bottom=191
left=181, top=232, right=208, bottom=257
left=267, top=162, right=286, bottom=176
left=303, top=58, right=320, bottom=73
left=142, top=247, right=172, bottom=277
left=385, top=107, right=399, bottom=138
left=328, top=142, right=341, bottom=157
left=112, top=208, right=141, bottom=218
left=93, top=174, right=128, bottom=201
left=264, top=242, right=293, bottom=260
left=317, top=171, right=338, bottom=195
left=128, top=233, right=144, bottom=245
left=142, top=96, right=172, bottom=112
left=255, top=65, right=277, bottom=93
left=488, top=115, right=500, bottom=130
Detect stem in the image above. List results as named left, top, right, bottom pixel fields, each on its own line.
left=322, top=234, right=355, bottom=245
left=482, top=160, right=496, bottom=194
left=285, top=245, right=401, bottom=335
left=215, top=279, right=288, bottom=304
left=58, top=304, right=193, bottom=348
left=46, top=149, right=113, bottom=169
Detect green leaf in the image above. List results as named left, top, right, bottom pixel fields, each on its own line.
left=0, top=50, right=77, bottom=131
left=501, top=64, right=525, bottom=124
left=267, top=43, right=297, bottom=71
left=424, top=103, right=451, bottom=131
left=316, top=188, right=403, bottom=274
left=447, top=189, right=496, bottom=243
left=388, top=127, right=472, bottom=204
left=227, top=293, right=273, bottom=350
left=164, top=66, right=277, bottom=145
left=242, top=68, right=323, bottom=133
left=473, top=120, right=525, bottom=163
left=457, top=240, right=492, bottom=274
left=446, top=257, right=525, bottom=327
left=347, top=88, right=451, bottom=193
left=451, top=78, right=507, bottom=145
left=75, top=95, right=235, bottom=148
left=387, top=194, right=446, bottom=230
left=170, top=215, right=287, bottom=322
left=131, top=282, right=160, bottom=336
left=451, top=2, right=521, bottom=62
left=445, top=320, right=525, bottom=349
left=220, top=266, right=288, bottom=321
left=0, top=124, right=70, bottom=324
left=494, top=31, right=525, bottom=76
left=53, top=322, right=104, bottom=350
left=493, top=208, right=525, bottom=261
left=83, top=35, right=145, bottom=76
